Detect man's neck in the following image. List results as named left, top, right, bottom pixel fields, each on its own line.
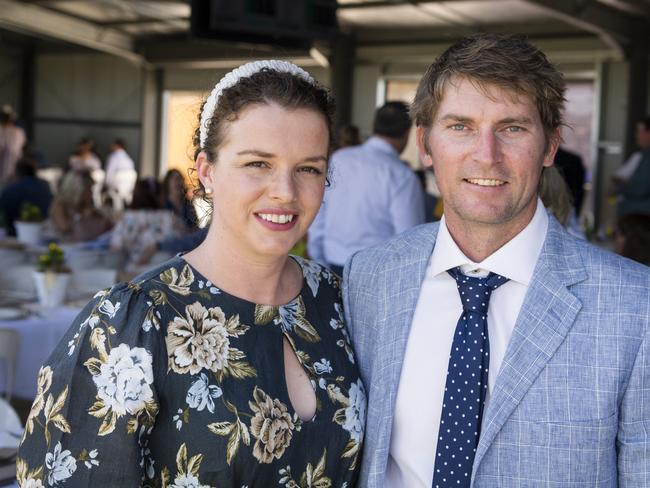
left=444, top=210, right=536, bottom=263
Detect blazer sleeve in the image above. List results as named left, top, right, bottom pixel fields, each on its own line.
left=617, top=312, right=650, bottom=487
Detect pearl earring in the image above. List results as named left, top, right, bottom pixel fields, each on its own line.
left=205, top=187, right=213, bottom=196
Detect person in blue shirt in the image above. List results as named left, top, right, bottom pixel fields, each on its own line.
left=307, top=102, right=425, bottom=275
left=0, top=157, right=52, bottom=235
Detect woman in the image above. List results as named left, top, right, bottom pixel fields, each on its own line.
left=48, top=170, right=113, bottom=241
left=68, top=138, right=101, bottom=172
left=160, top=168, right=197, bottom=229
left=18, top=61, right=365, bottom=487
left=110, top=178, right=187, bottom=269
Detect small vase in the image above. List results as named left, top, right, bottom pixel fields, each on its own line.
left=15, top=221, right=43, bottom=246
left=32, top=270, right=71, bottom=307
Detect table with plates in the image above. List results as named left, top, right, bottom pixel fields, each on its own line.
left=0, top=306, right=82, bottom=400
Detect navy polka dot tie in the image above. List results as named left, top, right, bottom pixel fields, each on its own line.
left=431, top=267, right=508, bottom=488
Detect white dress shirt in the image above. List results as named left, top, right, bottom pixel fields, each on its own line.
left=385, top=199, right=549, bottom=488
left=307, top=136, right=425, bottom=267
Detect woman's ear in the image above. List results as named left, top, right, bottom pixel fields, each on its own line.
left=195, top=151, right=214, bottom=190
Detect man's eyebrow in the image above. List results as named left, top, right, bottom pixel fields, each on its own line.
left=303, top=156, right=328, bottom=163
left=438, top=114, right=473, bottom=123
left=498, top=116, right=535, bottom=125
left=437, top=114, right=535, bottom=125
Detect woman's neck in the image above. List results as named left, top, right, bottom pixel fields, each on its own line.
left=182, top=228, right=302, bottom=306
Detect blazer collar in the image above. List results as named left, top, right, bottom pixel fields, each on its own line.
left=472, top=216, right=588, bottom=480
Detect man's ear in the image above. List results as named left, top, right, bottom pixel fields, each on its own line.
left=416, top=126, right=433, bottom=167
left=543, top=128, right=562, bottom=168
left=195, top=151, right=214, bottom=189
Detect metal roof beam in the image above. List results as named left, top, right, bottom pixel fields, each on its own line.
left=525, top=0, right=639, bottom=54
left=0, top=0, right=143, bottom=64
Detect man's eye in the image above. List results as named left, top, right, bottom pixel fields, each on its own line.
left=450, top=123, right=466, bottom=131
left=506, top=126, right=524, bottom=133
left=298, top=166, right=323, bottom=175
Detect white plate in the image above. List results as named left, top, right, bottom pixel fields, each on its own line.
left=0, top=307, right=27, bottom=321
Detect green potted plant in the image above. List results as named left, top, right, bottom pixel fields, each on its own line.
left=33, top=242, right=71, bottom=307
left=15, top=202, right=44, bottom=245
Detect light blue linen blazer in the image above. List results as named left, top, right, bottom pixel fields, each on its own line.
left=343, top=216, right=650, bottom=487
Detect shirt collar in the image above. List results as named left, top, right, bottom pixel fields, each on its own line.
left=365, top=136, right=399, bottom=157
left=429, top=198, right=548, bottom=285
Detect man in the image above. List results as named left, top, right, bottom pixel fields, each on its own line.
left=344, top=34, right=650, bottom=487
left=613, top=117, right=650, bottom=216
left=308, top=102, right=425, bottom=275
left=104, top=138, right=137, bottom=209
left=553, top=146, right=585, bottom=216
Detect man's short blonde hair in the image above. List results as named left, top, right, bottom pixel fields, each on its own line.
left=411, top=33, right=566, bottom=141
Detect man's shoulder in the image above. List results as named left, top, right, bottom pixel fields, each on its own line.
left=548, top=226, right=649, bottom=288
left=348, top=222, right=439, bottom=272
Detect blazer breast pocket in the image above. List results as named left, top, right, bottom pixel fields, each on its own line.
left=491, top=413, right=618, bottom=486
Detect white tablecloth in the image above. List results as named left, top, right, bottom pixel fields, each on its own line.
left=0, top=306, right=82, bottom=400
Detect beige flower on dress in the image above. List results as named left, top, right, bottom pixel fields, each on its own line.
left=249, top=387, right=296, bottom=464
left=25, top=366, right=53, bottom=435
left=167, top=302, right=231, bottom=375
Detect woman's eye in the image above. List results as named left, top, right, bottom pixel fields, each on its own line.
left=245, top=161, right=268, bottom=168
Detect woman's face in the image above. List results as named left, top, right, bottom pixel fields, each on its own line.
left=198, top=102, right=329, bottom=260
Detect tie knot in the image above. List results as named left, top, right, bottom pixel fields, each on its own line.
left=447, top=267, right=508, bottom=314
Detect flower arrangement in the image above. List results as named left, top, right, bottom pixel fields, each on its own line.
left=19, top=203, right=43, bottom=223
left=37, top=243, right=70, bottom=273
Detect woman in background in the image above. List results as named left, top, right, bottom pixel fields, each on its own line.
left=160, top=168, right=197, bottom=230
left=48, top=170, right=112, bottom=241
left=18, top=60, right=365, bottom=487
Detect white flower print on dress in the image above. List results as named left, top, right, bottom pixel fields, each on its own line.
left=45, top=442, right=77, bottom=486
left=98, top=299, right=120, bottom=319
left=313, top=359, right=332, bottom=375
left=83, top=449, right=99, bottom=469
left=342, top=380, right=366, bottom=444
left=92, top=343, right=154, bottom=416
left=170, top=473, right=210, bottom=488
left=294, top=256, right=322, bottom=297
left=186, top=373, right=223, bottom=413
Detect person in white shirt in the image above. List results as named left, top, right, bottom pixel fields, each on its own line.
left=0, top=105, right=27, bottom=185
left=343, top=33, right=650, bottom=488
left=307, top=102, right=425, bottom=275
left=104, top=138, right=136, bottom=207
left=611, top=116, right=650, bottom=186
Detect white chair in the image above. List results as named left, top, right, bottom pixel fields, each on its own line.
left=0, top=329, right=20, bottom=402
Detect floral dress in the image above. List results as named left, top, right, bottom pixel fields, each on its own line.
left=17, top=256, right=366, bottom=487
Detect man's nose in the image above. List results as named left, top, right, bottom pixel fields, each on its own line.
left=472, top=130, right=501, bottom=165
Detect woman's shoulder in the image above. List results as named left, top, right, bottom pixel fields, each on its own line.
left=292, top=255, right=341, bottom=299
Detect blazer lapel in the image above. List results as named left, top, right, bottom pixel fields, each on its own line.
left=372, top=223, right=439, bottom=475
left=472, top=218, right=588, bottom=478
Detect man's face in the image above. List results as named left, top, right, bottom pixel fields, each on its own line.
left=635, top=122, right=650, bottom=149
left=417, top=77, right=559, bottom=241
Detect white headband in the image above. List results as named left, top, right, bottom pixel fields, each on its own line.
left=199, top=60, right=316, bottom=148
